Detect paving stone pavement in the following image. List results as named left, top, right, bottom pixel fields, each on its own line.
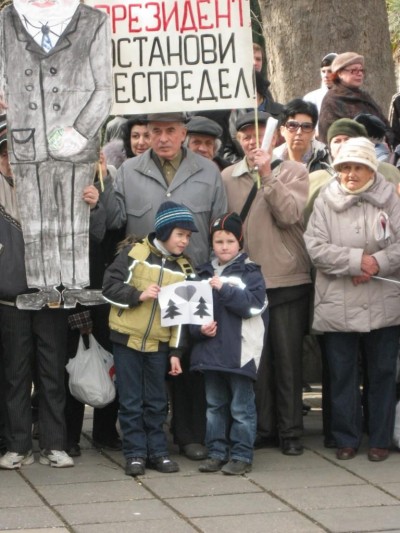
left=1, top=388, right=400, bottom=533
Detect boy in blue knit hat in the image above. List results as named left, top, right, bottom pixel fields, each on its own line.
left=103, top=201, right=197, bottom=477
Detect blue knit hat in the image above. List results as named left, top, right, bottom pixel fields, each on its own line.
left=154, top=201, right=198, bottom=242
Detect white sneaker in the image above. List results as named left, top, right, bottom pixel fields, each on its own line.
left=39, top=449, right=74, bottom=468
left=0, top=450, right=34, bottom=469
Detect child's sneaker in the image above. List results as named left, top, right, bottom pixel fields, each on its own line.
left=0, top=450, right=34, bottom=469
left=147, top=456, right=179, bottom=473
left=125, top=457, right=146, bottom=477
left=39, top=449, right=74, bottom=468
left=221, top=459, right=251, bottom=475
left=198, top=458, right=226, bottom=473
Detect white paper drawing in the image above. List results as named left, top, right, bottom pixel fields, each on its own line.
left=159, top=281, right=213, bottom=327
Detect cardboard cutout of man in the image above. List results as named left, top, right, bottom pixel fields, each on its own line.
left=0, top=0, right=112, bottom=308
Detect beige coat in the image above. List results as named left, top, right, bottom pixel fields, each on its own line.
left=304, top=173, right=400, bottom=332
left=221, top=158, right=311, bottom=289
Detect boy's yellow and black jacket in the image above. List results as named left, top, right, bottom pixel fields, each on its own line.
left=102, top=233, right=194, bottom=354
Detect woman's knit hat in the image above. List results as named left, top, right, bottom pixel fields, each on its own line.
left=327, top=118, right=368, bottom=145
left=210, top=212, right=244, bottom=248
left=154, top=201, right=198, bottom=242
left=332, top=137, right=378, bottom=172
left=331, top=52, right=364, bottom=74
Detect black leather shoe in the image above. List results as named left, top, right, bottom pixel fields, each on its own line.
left=67, top=444, right=81, bottom=457
left=180, top=443, right=208, bottom=461
left=281, top=437, right=304, bottom=456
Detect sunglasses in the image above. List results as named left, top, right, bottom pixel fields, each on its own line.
left=285, top=121, right=314, bottom=133
left=343, top=68, right=365, bottom=75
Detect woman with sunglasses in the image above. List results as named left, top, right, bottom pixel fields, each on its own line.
left=318, top=52, right=391, bottom=146
left=274, top=99, right=330, bottom=172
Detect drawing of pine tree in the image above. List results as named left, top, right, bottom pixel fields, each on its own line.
left=163, top=299, right=181, bottom=320
left=193, top=297, right=210, bottom=318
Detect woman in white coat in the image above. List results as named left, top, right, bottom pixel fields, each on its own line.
left=305, top=137, right=400, bottom=462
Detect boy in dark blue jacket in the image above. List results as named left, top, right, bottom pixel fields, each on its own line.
left=190, top=212, right=267, bottom=475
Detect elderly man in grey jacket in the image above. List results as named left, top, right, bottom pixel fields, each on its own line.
left=104, top=112, right=227, bottom=266
left=102, top=111, right=227, bottom=462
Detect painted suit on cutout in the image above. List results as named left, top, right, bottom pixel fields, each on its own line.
left=0, top=3, right=112, bottom=290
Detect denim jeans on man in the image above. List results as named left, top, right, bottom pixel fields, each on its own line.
left=204, top=370, right=256, bottom=464
left=113, top=343, right=169, bottom=459
left=324, top=325, right=400, bottom=449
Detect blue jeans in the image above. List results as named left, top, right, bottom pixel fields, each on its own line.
left=113, top=343, right=169, bottom=460
left=324, top=326, right=399, bottom=449
left=204, top=371, right=256, bottom=464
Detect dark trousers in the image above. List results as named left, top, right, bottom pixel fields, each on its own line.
left=0, top=338, right=6, bottom=449
left=113, top=343, right=169, bottom=459
left=170, top=349, right=207, bottom=447
left=0, top=305, right=69, bottom=453
left=324, top=326, right=399, bottom=449
left=255, top=285, right=310, bottom=440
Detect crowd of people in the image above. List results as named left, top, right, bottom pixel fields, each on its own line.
left=1, top=45, right=400, bottom=478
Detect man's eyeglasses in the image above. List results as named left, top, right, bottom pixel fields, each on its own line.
left=343, top=68, right=365, bottom=75
left=285, top=121, right=314, bottom=133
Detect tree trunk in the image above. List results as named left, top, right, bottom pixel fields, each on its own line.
left=259, top=0, right=396, bottom=115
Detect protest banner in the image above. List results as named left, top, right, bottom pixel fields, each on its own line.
left=88, top=0, right=256, bottom=113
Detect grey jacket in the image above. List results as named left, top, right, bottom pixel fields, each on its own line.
left=102, top=148, right=227, bottom=266
left=304, top=173, right=400, bottom=332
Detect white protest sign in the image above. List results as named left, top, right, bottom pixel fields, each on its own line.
left=158, top=280, right=213, bottom=327
left=88, top=0, right=256, bottom=113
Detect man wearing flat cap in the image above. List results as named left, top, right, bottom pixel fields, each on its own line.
left=185, top=116, right=230, bottom=171
left=104, top=111, right=226, bottom=267
left=102, top=110, right=227, bottom=462
left=222, top=110, right=311, bottom=457
left=318, top=52, right=391, bottom=145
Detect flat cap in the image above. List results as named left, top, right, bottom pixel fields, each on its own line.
left=147, top=112, right=188, bottom=123
left=186, top=116, right=223, bottom=138
left=236, top=111, right=271, bottom=131
left=331, top=52, right=364, bottom=73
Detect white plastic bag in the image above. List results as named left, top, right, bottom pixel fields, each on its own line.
left=394, top=401, right=400, bottom=449
left=66, top=334, right=116, bottom=408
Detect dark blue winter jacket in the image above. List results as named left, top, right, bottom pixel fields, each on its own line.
left=190, top=253, right=267, bottom=381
